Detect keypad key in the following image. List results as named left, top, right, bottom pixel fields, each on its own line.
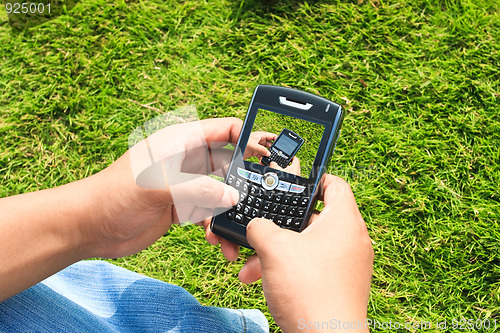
left=284, top=217, right=294, bottom=227
left=235, top=178, right=243, bottom=189
left=290, top=184, right=306, bottom=194
left=291, top=196, right=300, bottom=205
left=276, top=215, right=285, bottom=226
left=249, top=185, right=258, bottom=196
left=242, top=182, right=249, bottom=193
left=263, top=191, right=273, bottom=201
left=270, top=204, right=279, bottom=213
left=293, top=218, right=302, bottom=227
left=249, top=185, right=261, bottom=197
left=299, top=197, right=309, bottom=206
left=273, top=193, right=283, bottom=203
left=287, top=206, right=297, bottom=216
left=283, top=195, right=292, bottom=204
left=235, top=213, right=243, bottom=223
left=243, top=205, right=251, bottom=216
left=277, top=180, right=291, bottom=191
left=262, top=201, right=271, bottom=211
left=226, top=210, right=235, bottom=220
left=246, top=195, right=255, bottom=206
left=227, top=174, right=235, bottom=185
left=236, top=203, right=244, bottom=213
left=254, top=198, right=263, bottom=209
left=261, top=211, right=270, bottom=219
left=269, top=213, right=277, bottom=222
left=297, top=208, right=305, bottom=217
left=250, top=208, right=259, bottom=218
left=238, top=192, right=246, bottom=203
left=278, top=206, right=287, bottom=215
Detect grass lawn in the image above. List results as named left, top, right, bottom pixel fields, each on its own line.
left=1, top=0, right=498, bottom=331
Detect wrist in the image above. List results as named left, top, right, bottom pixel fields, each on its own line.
left=49, top=177, right=106, bottom=262
left=70, top=169, right=127, bottom=259
left=59, top=164, right=125, bottom=260
left=73, top=155, right=170, bottom=259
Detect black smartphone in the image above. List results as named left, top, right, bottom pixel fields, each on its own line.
left=211, top=85, right=344, bottom=249
left=261, top=128, right=304, bottom=168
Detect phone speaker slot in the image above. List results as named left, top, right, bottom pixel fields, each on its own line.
left=279, top=96, right=313, bottom=110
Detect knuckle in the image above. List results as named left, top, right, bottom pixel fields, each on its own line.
left=325, top=174, right=353, bottom=197
left=197, top=178, right=213, bottom=199
left=358, top=229, right=374, bottom=260
left=331, top=175, right=351, bottom=190
left=228, top=116, right=243, bottom=124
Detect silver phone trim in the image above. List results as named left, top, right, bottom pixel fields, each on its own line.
left=279, top=96, right=313, bottom=110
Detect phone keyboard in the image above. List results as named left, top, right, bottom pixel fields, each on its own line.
left=267, top=149, right=290, bottom=168
left=224, top=172, right=309, bottom=231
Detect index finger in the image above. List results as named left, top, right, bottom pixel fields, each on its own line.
left=257, top=132, right=278, bottom=145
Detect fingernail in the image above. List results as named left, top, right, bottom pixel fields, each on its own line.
left=221, top=186, right=239, bottom=206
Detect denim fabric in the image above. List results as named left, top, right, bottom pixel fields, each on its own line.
left=0, top=261, right=268, bottom=332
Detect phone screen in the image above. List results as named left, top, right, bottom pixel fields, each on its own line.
left=274, top=135, right=299, bottom=156
left=243, top=108, right=325, bottom=179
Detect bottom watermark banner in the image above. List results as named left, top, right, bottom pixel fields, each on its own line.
left=298, top=318, right=498, bottom=331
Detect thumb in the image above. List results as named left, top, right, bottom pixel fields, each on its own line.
left=246, top=218, right=284, bottom=255
left=170, top=174, right=239, bottom=208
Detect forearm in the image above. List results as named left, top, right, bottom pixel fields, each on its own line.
left=0, top=179, right=98, bottom=302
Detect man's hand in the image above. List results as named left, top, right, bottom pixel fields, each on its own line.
left=84, top=117, right=243, bottom=259
left=240, top=175, right=373, bottom=332
left=243, top=131, right=277, bottom=160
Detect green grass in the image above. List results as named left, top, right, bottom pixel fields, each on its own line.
left=1, top=0, right=499, bottom=331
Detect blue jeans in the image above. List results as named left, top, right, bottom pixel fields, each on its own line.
left=0, top=261, right=268, bottom=332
